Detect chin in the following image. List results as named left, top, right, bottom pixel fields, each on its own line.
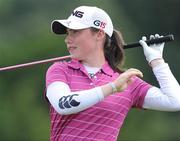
left=70, top=54, right=80, bottom=60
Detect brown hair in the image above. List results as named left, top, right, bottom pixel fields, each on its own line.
left=104, top=29, right=125, bottom=73
left=91, top=28, right=125, bottom=73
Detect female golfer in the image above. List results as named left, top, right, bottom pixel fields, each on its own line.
left=46, top=6, right=180, bottom=141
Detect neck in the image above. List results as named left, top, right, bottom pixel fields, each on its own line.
left=81, top=52, right=106, bottom=68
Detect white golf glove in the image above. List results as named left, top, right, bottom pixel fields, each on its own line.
left=139, top=34, right=165, bottom=63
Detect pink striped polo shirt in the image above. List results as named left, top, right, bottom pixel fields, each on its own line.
left=46, top=59, right=151, bottom=141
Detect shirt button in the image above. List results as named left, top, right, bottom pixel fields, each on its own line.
left=90, top=83, right=93, bottom=85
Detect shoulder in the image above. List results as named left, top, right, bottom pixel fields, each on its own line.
left=46, top=59, right=83, bottom=80
left=47, top=61, right=69, bottom=73
left=46, top=61, right=71, bottom=82
left=46, top=59, right=81, bottom=73
left=46, top=61, right=71, bottom=87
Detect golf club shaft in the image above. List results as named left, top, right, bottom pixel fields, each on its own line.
left=0, top=34, right=174, bottom=72
left=0, top=55, right=71, bottom=72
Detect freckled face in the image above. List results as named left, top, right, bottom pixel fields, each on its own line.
left=65, top=28, right=98, bottom=60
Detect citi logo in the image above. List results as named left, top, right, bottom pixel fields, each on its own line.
left=59, top=94, right=80, bottom=109
left=93, top=20, right=106, bottom=29
left=72, top=10, right=84, bottom=18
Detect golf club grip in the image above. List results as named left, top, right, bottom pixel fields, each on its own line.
left=123, top=34, right=174, bottom=49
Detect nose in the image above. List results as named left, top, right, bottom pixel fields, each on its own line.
left=65, top=34, right=72, bottom=44
left=65, top=29, right=75, bottom=44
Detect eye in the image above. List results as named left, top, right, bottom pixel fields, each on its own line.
left=71, top=30, right=80, bottom=34
left=66, top=29, right=79, bottom=35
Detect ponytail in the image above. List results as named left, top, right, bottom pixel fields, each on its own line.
left=104, top=29, right=125, bottom=73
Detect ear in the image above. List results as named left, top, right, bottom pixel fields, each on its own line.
left=96, top=30, right=106, bottom=40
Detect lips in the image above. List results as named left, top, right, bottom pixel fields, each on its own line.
left=67, top=46, right=77, bottom=54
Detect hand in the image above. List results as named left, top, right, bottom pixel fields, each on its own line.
left=139, top=34, right=165, bottom=63
left=113, top=68, right=143, bottom=92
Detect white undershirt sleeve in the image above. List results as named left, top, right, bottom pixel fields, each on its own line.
left=143, top=63, right=180, bottom=111
left=46, top=81, right=104, bottom=115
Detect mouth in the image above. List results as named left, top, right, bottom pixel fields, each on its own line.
left=67, top=46, right=77, bottom=54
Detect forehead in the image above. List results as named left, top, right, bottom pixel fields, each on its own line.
left=66, top=28, right=90, bottom=32
left=66, top=28, right=96, bottom=36
left=66, top=28, right=103, bottom=35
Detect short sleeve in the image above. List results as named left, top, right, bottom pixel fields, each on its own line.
left=130, top=77, right=152, bottom=108
left=46, top=62, right=70, bottom=88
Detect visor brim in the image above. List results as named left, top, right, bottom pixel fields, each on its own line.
left=51, top=20, right=90, bottom=34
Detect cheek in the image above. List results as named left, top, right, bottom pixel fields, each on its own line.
left=75, top=32, right=97, bottom=56
left=77, top=36, right=92, bottom=49
left=80, top=35, right=96, bottom=48
left=80, top=40, right=95, bottom=54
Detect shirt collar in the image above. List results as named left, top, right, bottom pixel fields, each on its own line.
left=67, top=59, right=114, bottom=76
left=67, top=59, right=81, bottom=70
left=101, top=61, right=114, bottom=76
